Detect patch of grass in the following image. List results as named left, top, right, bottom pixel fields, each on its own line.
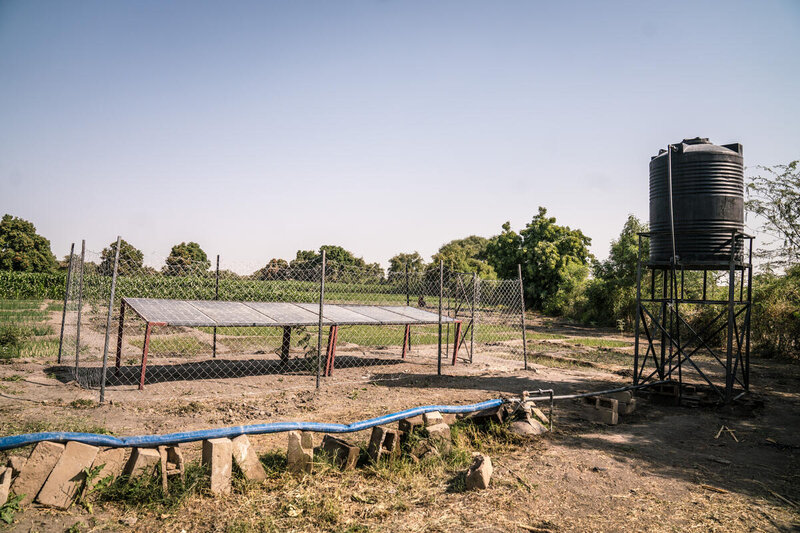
left=0, top=417, right=112, bottom=437
left=569, top=337, right=630, bottom=348
left=130, top=336, right=211, bottom=356
left=0, top=300, right=43, bottom=311
left=45, top=301, right=63, bottom=312
left=528, top=332, right=567, bottom=340
left=69, top=398, right=97, bottom=409
left=0, top=375, right=23, bottom=382
left=95, top=461, right=208, bottom=511
left=19, top=338, right=60, bottom=358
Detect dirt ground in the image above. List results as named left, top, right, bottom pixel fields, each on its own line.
left=0, top=328, right=798, bottom=532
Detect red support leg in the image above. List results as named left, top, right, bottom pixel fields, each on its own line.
left=325, top=325, right=335, bottom=377
left=139, top=322, right=153, bottom=391
left=328, top=325, right=339, bottom=376
left=402, top=324, right=410, bottom=359
left=452, top=321, right=462, bottom=365
left=115, top=301, right=125, bottom=370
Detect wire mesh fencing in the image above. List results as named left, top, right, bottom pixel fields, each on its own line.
left=53, top=244, right=528, bottom=402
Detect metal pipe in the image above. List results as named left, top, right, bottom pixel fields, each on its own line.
left=74, top=240, right=86, bottom=375
left=316, top=250, right=326, bottom=389
left=517, top=264, right=528, bottom=371
left=438, top=260, right=443, bottom=376
left=633, top=235, right=643, bottom=385
left=523, top=379, right=672, bottom=403
left=725, top=233, right=737, bottom=402
left=100, top=236, right=121, bottom=403
left=57, top=243, right=75, bottom=364
left=213, top=254, right=219, bottom=358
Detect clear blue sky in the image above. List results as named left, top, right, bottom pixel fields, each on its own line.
left=1, top=0, right=798, bottom=272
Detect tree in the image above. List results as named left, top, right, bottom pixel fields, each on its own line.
left=164, top=242, right=211, bottom=275
left=486, top=207, right=592, bottom=311
left=431, top=236, right=497, bottom=279
left=582, top=215, right=648, bottom=327
left=387, top=252, right=425, bottom=280
left=0, top=214, right=57, bottom=272
left=746, top=160, right=800, bottom=269
left=100, top=239, right=143, bottom=276
left=253, top=258, right=289, bottom=280
left=288, top=246, right=383, bottom=281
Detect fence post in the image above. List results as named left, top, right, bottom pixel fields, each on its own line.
left=438, top=260, right=443, bottom=376
left=405, top=264, right=410, bottom=306
left=99, top=236, right=121, bottom=403
left=57, top=243, right=75, bottom=364
left=74, top=240, right=86, bottom=376
left=316, top=250, right=326, bottom=389
left=517, top=264, right=528, bottom=371
left=469, top=272, right=476, bottom=364
left=213, top=254, right=220, bottom=358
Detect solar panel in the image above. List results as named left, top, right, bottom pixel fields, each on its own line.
left=123, top=298, right=456, bottom=327
left=187, top=301, right=277, bottom=326
left=124, top=298, right=213, bottom=327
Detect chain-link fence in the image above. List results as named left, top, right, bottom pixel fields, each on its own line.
left=53, top=242, right=527, bottom=402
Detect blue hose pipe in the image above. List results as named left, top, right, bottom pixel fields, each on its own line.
left=0, top=399, right=505, bottom=451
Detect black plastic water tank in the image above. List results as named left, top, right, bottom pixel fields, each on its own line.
left=649, top=138, right=744, bottom=264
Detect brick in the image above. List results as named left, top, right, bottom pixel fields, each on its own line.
left=86, top=448, right=127, bottom=492
left=399, top=415, right=423, bottom=443
left=620, top=397, right=637, bottom=416
left=158, top=446, right=185, bottom=493
left=465, top=453, right=493, bottom=490
left=366, top=426, right=399, bottom=463
left=441, top=413, right=457, bottom=425
left=462, top=406, right=504, bottom=426
left=531, top=407, right=550, bottom=426
left=231, top=435, right=267, bottom=482
left=287, top=431, right=314, bottom=474
left=605, top=391, right=633, bottom=404
left=11, top=441, right=64, bottom=506
left=6, top=456, right=26, bottom=478
left=581, top=397, right=619, bottom=425
left=37, top=441, right=99, bottom=509
left=0, top=467, right=11, bottom=506
left=202, top=438, right=232, bottom=495
left=124, top=448, right=160, bottom=479
left=320, top=435, right=359, bottom=470
left=410, top=439, right=440, bottom=461
left=423, top=411, right=443, bottom=427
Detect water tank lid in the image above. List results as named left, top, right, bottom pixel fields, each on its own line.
left=651, top=138, right=742, bottom=160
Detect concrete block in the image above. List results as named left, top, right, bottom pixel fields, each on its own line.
left=6, top=456, right=26, bottom=478
left=605, top=391, right=633, bottom=404
left=531, top=407, right=550, bottom=426
left=441, top=413, right=457, bottom=425
left=425, top=423, right=452, bottom=455
left=410, top=439, right=439, bottom=461
left=158, top=446, right=185, bottom=493
left=12, top=441, right=64, bottom=506
left=463, top=405, right=504, bottom=426
left=287, top=431, right=314, bottom=474
left=619, top=397, right=638, bottom=416
left=86, top=448, right=127, bottom=492
left=399, top=415, right=423, bottom=442
left=367, top=426, right=399, bottom=463
left=423, top=411, right=443, bottom=427
left=124, top=448, right=160, bottom=479
left=37, top=441, right=99, bottom=509
left=320, top=435, right=359, bottom=470
left=202, top=438, right=232, bottom=495
left=466, top=453, right=493, bottom=490
left=0, top=467, right=11, bottom=506
left=231, top=435, right=267, bottom=482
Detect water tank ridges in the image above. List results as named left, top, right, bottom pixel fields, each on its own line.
left=649, top=138, right=744, bottom=264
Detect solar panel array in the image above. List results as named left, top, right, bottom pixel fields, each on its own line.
left=123, top=298, right=455, bottom=327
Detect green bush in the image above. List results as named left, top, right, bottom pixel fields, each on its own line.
left=752, top=265, right=800, bottom=359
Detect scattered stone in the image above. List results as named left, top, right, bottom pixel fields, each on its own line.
left=37, top=441, right=99, bottom=509
left=423, top=411, right=443, bottom=427
left=202, top=438, right=232, bottom=495
left=86, top=447, right=127, bottom=492
left=530, top=406, right=550, bottom=426
left=0, top=467, right=11, bottom=506
left=12, top=441, right=65, bottom=506
left=158, top=446, right=185, bottom=493
left=319, top=435, right=359, bottom=470
left=367, top=426, right=399, bottom=463
left=465, top=453, right=493, bottom=490
left=124, top=448, right=161, bottom=479
left=119, top=516, right=138, bottom=527
left=231, top=435, right=267, bottom=481
left=6, top=456, right=26, bottom=478
left=508, top=418, right=548, bottom=437
left=287, top=431, right=314, bottom=474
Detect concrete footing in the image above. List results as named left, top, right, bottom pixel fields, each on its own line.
left=202, top=438, right=232, bottom=496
